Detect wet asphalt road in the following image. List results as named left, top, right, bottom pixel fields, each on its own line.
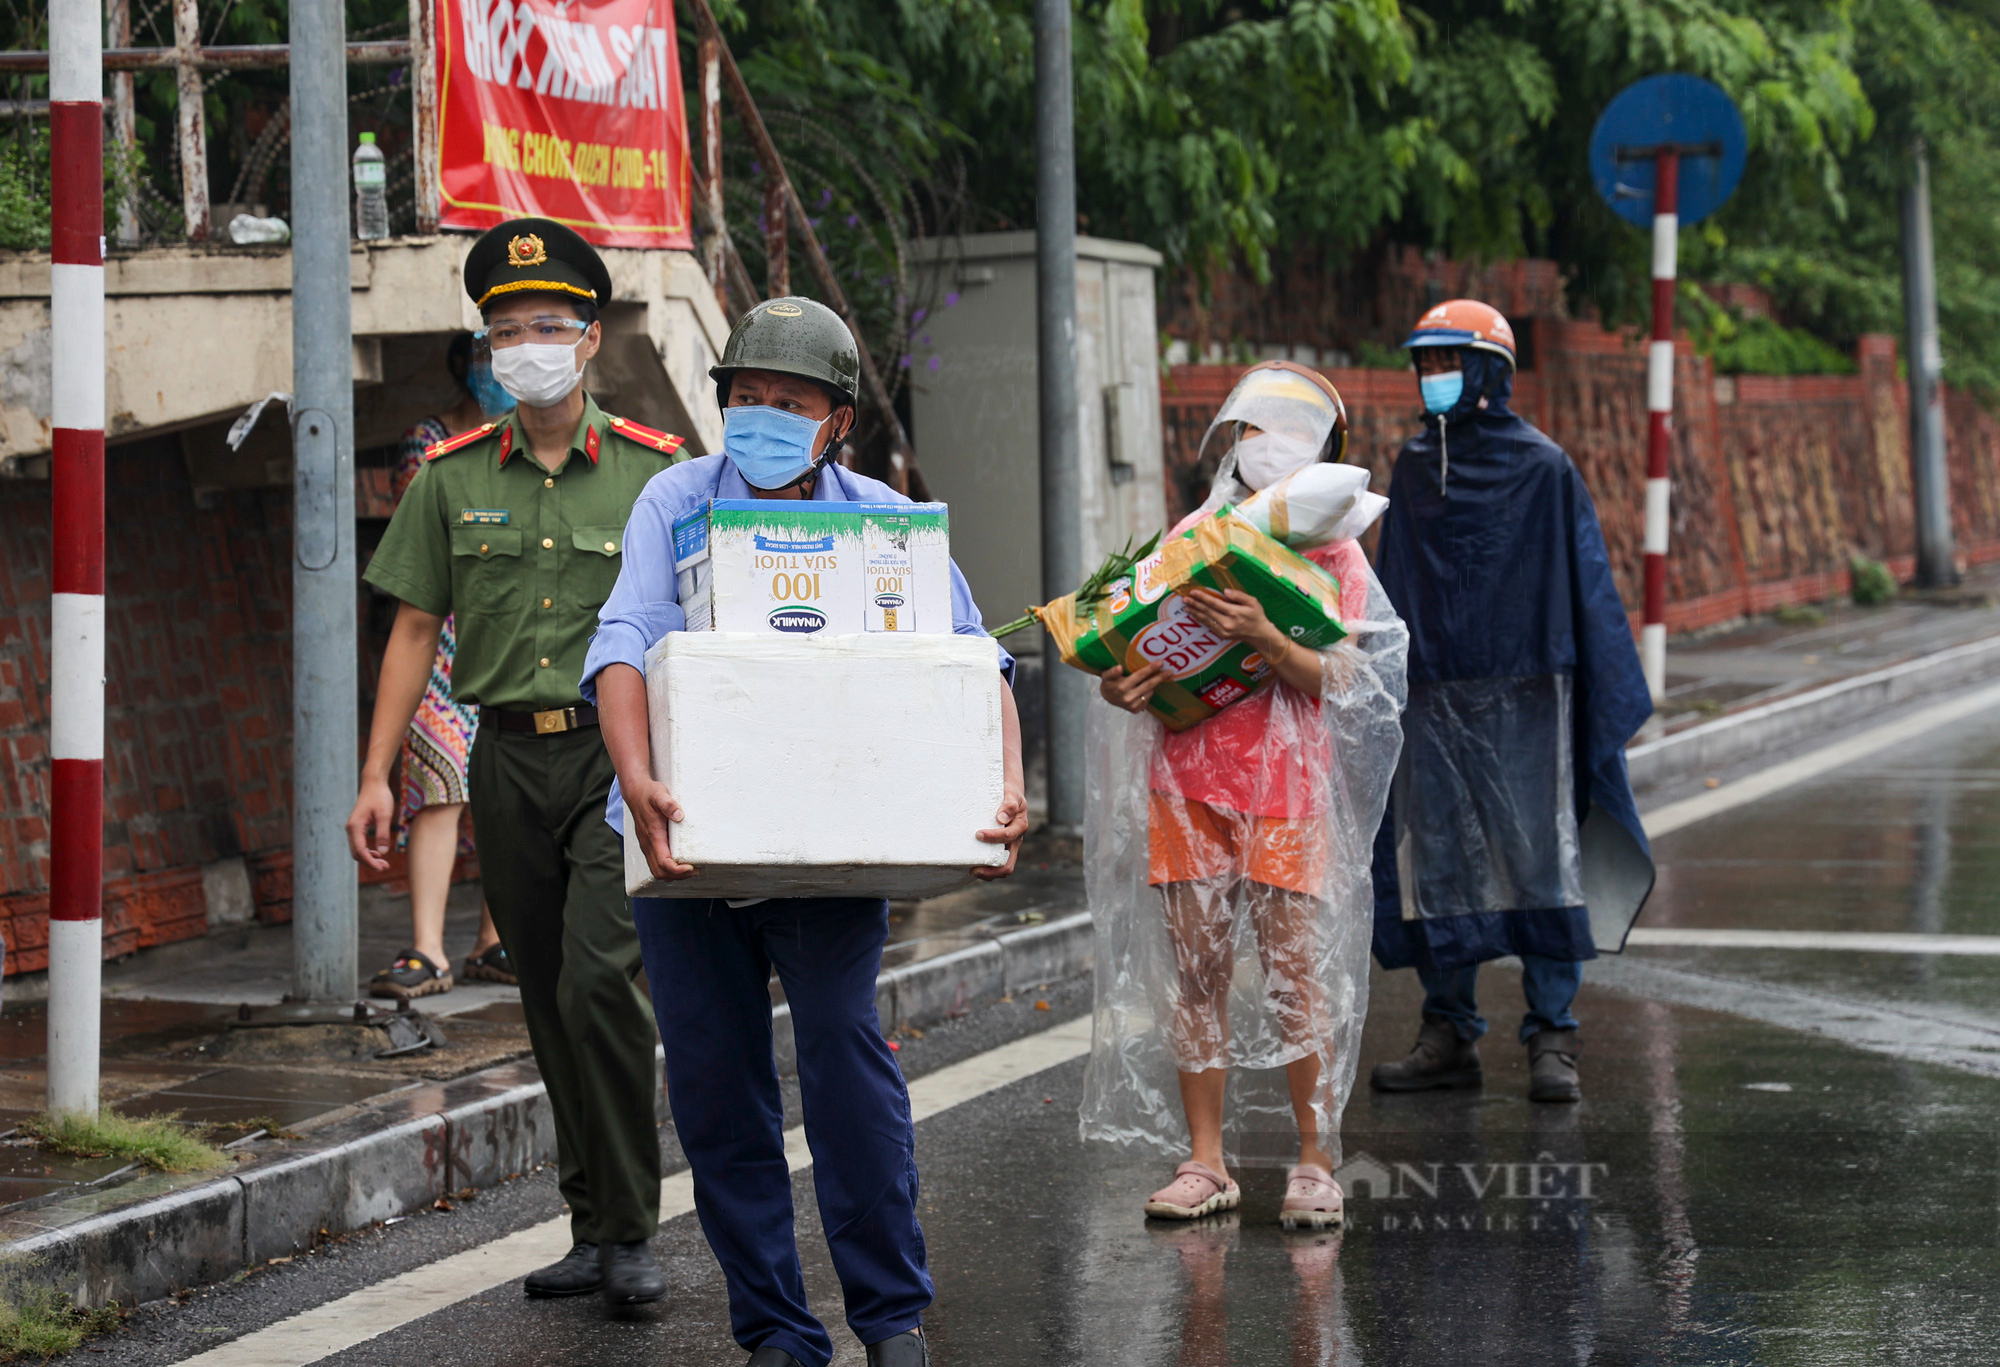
left=96, top=702, right=2000, bottom=1366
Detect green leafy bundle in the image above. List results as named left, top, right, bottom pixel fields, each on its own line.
left=991, top=530, right=1162, bottom=639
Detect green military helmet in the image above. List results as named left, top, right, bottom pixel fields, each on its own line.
left=709, top=297, right=860, bottom=412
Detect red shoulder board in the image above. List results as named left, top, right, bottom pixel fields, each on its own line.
left=606, top=415, right=685, bottom=456
left=425, top=421, right=498, bottom=461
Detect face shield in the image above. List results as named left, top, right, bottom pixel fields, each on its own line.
left=1193, top=366, right=1346, bottom=510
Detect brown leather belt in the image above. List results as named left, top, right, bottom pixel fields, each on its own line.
left=493, top=703, right=599, bottom=735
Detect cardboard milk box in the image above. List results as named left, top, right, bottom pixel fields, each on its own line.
left=624, top=632, right=1009, bottom=899
left=672, top=499, right=951, bottom=635
left=1038, top=510, right=1349, bottom=731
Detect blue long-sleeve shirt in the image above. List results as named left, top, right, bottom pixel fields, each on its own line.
left=580, top=454, right=1014, bottom=833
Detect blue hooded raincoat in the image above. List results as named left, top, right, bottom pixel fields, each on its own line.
left=1370, top=350, right=1655, bottom=971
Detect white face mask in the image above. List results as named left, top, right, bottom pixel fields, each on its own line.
left=1233, top=431, right=1317, bottom=491
left=490, top=341, right=584, bottom=408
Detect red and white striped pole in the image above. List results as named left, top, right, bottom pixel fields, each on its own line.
left=1641, top=147, right=1679, bottom=703
left=48, top=0, right=105, bottom=1116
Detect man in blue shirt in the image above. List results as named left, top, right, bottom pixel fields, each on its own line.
left=583, top=297, right=1027, bottom=1367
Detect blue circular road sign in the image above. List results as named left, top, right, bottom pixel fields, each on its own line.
left=1589, top=74, right=1747, bottom=227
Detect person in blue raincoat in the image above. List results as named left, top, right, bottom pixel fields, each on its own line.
left=1367, top=299, right=1655, bottom=1103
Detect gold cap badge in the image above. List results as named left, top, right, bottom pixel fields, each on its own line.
left=507, top=233, right=548, bottom=268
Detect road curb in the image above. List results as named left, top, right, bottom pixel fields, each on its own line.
left=2, top=909, right=1095, bottom=1310
left=1628, top=631, right=2000, bottom=793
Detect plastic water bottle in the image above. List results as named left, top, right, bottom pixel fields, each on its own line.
left=353, top=132, right=389, bottom=241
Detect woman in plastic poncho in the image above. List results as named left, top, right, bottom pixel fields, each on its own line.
left=1079, top=362, right=1407, bottom=1230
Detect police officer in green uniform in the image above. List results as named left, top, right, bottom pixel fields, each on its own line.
left=345, top=217, right=684, bottom=1306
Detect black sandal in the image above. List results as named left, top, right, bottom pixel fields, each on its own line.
left=369, top=949, right=453, bottom=999
left=461, top=942, right=517, bottom=986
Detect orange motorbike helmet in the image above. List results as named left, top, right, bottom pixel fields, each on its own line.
left=1402, top=299, right=1517, bottom=370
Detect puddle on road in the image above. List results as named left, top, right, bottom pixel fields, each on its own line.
left=0, top=999, right=235, bottom=1063
left=114, top=1066, right=403, bottom=1130
left=0, top=1143, right=134, bottom=1209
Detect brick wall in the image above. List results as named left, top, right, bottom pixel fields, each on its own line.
left=0, top=437, right=469, bottom=974
left=1160, top=242, right=1569, bottom=362
left=0, top=434, right=296, bottom=970
left=1165, top=325, right=2000, bottom=634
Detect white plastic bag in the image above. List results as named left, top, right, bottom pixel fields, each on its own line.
left=1234, top=463, right=1388, bottom=549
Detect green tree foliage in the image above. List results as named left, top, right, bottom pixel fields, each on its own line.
left=1686, top=0, right=2000, bottom=396
left=1680, top=282, right=1856, bottom=375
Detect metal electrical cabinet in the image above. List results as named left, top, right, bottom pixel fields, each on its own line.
left=908, top=232, right=1169, bottom=641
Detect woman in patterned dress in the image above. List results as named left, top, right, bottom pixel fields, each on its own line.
left=369, top=335, right=514, bottom=998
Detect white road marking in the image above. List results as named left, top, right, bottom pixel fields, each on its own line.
left=178, top=1016, right=1094, bottom=1367
left=1589, top=957, right=2000, bottom=1080
left=1642, top=683, right=2000, bottom=838
left=1627, top=928, right=2000, bottom=956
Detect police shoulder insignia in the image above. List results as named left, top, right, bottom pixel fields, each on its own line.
left=425, top=422, right=497, bottom=461
left=606, top=415, right=685, bottom=456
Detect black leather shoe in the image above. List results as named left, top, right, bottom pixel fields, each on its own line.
left=746, top=1348, right=805, bottom=1367
left=866, top=1329, right=930, bottom=1367
left=1528, top=1028, right=1582, bottom=1103
left=1369, top=1014, right=1482, bottom=1092
left=599, top=1239, right=667, bottom=1304
left=524, top=1242, right=601, bottom=1297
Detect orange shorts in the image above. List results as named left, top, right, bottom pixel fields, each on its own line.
left=1147, top=792, right=1327, bottom=896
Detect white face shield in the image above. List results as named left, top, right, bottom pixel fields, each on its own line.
left=1193, top=367, right=1347, bottom=513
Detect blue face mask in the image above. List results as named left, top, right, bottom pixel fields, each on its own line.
left=724, top=404, right=829, bottom=489
left=1420, top=370, right=1464, bottom=414
left=467, top=360, right=517, bottom=418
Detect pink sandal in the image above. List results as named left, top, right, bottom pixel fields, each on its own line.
left=1280, top=1163, right=1344, bottom=1230
left=1144, top=1161, right=1241, bottom=1220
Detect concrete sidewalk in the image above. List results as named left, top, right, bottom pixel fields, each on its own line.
left=1652, top=564, right=2000, bottom=731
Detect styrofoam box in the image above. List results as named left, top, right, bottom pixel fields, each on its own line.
left=625, top=631, right=1009, bottom=900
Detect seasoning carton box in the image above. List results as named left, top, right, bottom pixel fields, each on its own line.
left=625, top=631, right=1008, bottom=899
left=672, top=499, right=951, bottom=635
left=1038, top=510, right=1348, bottom=731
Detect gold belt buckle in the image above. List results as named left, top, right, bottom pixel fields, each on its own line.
left=533, top=707, right=574, bottom=735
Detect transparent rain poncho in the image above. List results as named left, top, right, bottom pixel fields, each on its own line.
left=1077, top=375, right=1409, bottom=1168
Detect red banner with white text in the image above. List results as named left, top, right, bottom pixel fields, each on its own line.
left=435, top=0, right=691, bottom=248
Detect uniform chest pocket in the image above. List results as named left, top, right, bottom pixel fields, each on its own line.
left=451, top=526, right=524, bottom=615
left=569, top=525, right=625, bottom=610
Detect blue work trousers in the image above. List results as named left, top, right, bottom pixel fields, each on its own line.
left=1417, top=954, right=1582, bottom=1044
left=631, top=895, right=929, bottom=1367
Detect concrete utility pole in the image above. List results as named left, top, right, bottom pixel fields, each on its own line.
left=289, top=0, right=359, bottom=1002
left=1034, top=0, right=1084, bottom=834
left=47, top=0, right=106, bottom=1117
left=1902, top=137, right=1956, bottom=588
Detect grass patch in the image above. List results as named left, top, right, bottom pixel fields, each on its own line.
left=1850, top=556, right=1898, bottom=607
left=19, top=1110, right=229, bottom=1175
left=1771, top=603, right=1828, bottom=627
left=0, top=1263, right=121, bottom=1361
